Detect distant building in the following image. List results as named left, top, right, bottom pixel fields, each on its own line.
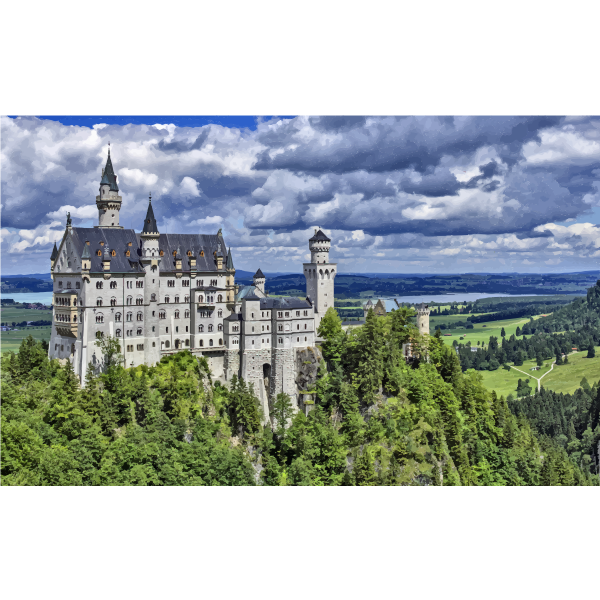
left=363, top=298, right=386, bottom=318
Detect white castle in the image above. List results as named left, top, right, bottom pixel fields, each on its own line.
left=49, top=149, right=336, bottom=414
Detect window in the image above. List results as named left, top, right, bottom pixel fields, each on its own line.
left=199, top=280, right=204, bottom=286
left=278, top=325, right=283, bottom=331
left=96, top=281, right=103, bottom=289
left=159, top=311, right=166, bottom=319
left=111, top=250, right=116, bottom=257
left=184, top=295, right=189, bottom=303
left=166, top=327, right=169, bottom=333
left=137, top=328, right=142, bottom=336
left=67, top=281, right=71, bottom=289
left=127, top=345, right=133, bottom=352
left=278, top=338, right=283, bottom=344
left=305, top=337, right=307, bottom=342
left=159, top=250, right=164, bottom=256
left=168, top=280, right=175, bottom=287
left=152, top=326, right=155, bottom=332
left=110, top=281, right=117, bottom=289
left=217, top=294, right=222, bottom=302
left=95, top=314, right=104, bottom=323
left=233, top=325, right=239, bottom=332
left=262, top=325, right=264, bottom=331
left=127, top=281, right=132, bottom=289
left=219, top=338, right=223, bottom=346
left=297, top=337, right=299, bottom=342
left=136, top=297, right=143, bottom=305
left=285, top=312, right=289, bottom=317
left=137, top=344, right=144, bottom=351
left=126, top=296, right=133, bottom=305
left=208, top=324, right=213, bottom=332
left=198, top=295, right=204, bottom=303
left=199, top=325, right=204, bottom=332
left=305, top=324, right=307, bottom=329
left=58, top=281, right=63, bottom=288
left=137, top=312, right=143, bottom=321
left=252, top=326, right=254, bottom=332
left=97, top=250, right=102, bottom=256
left=126, top=312, right=132, bottom=322
left=184, top=310, right=190, bottom=318
left=278, top=312, right=282, bottom=318
left=185, top=339, right=190, bottom=346
left=165, top=341, right=170, bottom=348
left=217, top=309, right=222, bottom=318
left=209, top=339, right=213, bottom=347
left=185, top=326, right=189, bottom=332
left=76, top=282, right=80, bottom=289
left=165, top=296, right=170, bottom=303
left=96, top=298, right=103, bottom=306
left=136, top=281, right=143, bottom=288
left=115, top=312, right=122, bottom=322
left=95, top=332, right=103, bottom=339
left=303, top=310, right=308, bottom=316
left=175, top=310, right=180, bottom=319
left=183, top=279, right=190, bottom=287
left=199, top=339, right=204, bottom=347
left=111, top=298, right=117, bottom=306
left=251, top=313, right=254, bottom=318
left=116, top=329, right=121, bottom=336
left=296, top=311, right=300, bottom=317
left=210, top=279, right=217, bottom=286
left=218, top=323, right=223, bottom=331
left=174, top=296, right=180, bottom=303
left=152, top=342, right=156, bottom=347
left=151, top=293, right=156, bottom=301
left=127, top=330, right=132, bottom=337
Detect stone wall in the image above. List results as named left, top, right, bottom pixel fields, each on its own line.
left=295, top=346, right=323, bottom=414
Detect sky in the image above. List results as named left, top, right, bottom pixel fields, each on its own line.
left=2, top=115, right=600, bottom=276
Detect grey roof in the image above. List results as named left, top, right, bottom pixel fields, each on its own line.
left=226, top=312, right=243, bottom=322
left=156, top=233, right=227, bottom=273
left=226, top=247, right=234, bottom=270
left=253, top=268, right=265, bottom=279
left=364, top=299, right=373, bottom=306
left=244, top=289, right=262, bottom=301
left=142, top=198, right=158, bottom=234
left=50, top=242, right=58, bottom=261
left=417, top=302, right=429, bottom=309
left=68, top=227, right=143, bottom=274
left=259, top=297, right=312, bottom=309
left=309, top=229, right=331, bottom=242
left=235, top=285, right=258, bottom=301
left=100, top=149, right=119, bottom=192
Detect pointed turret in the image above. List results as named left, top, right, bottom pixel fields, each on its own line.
left=101, top=147, right=119, bottom=192
left=254, top=268, right=265, bottom=279
left=142, top=194, right=159, bottom=234
left=226, top=247, right=234, bottom=270
left=50, top=242, right=58, bottom=262
left=96, top=146, right=123, bottom=228
left=253, top=268, right=266, bottom=294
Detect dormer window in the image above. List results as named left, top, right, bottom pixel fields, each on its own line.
left=125, top=250, right=130, bottom=257
left=111, top=250, right=116, bottom=257
left=200, top=251, right=204, bottom=257
left=128, top=242, right=132, bottom=247
left=97, top=250, right=102, bottom=256
left=187, top=251, right=192, bottom=257
left=159, top=250, right=164, bottom=256
left=100, top=241, right=104, bottom=246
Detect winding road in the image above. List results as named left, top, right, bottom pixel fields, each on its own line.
left=510, top=361, right=556, bottom=392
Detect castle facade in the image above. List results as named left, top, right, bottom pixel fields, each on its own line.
left=49, top=149, right=336, bottom=414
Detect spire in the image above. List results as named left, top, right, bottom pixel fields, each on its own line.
left=226, top=246, right=234, bottom=270
left=100, top=145, right=119, bottom=192
left=81, top=243, right=91, bottom=260
left=142, top=193, right=159, bottom=234
left=50, top=242, right=58, bottom=261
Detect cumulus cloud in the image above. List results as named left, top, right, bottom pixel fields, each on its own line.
left=2, top=115, right=600, bottom=274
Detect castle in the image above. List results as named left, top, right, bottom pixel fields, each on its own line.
left=49, top=149, right=337, bottom=415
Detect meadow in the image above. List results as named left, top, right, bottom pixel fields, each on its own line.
left=0, top=306, right=53, bottom=353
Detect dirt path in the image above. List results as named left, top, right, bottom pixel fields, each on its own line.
left=510, top=351, right=575, bottom=392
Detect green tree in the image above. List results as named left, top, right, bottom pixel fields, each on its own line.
left=501, top=327, right=506, bottom=337
left=587, top=344, right=596, bottom=358
left=317, top=307, right=345, bottom=364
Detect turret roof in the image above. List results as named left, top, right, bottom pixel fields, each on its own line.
left=309, top=229, right=331, bottom=242
left=81, top=243, right=91, bottom=259
left=142, top=196, right=158, bottom=234
left=226, top=246, right=234, bottom=270
left=100, top=148, right=119, bottom=192
left=50, top=242, right=58, bottom=261
left=253, top=268, right=265, bottom=279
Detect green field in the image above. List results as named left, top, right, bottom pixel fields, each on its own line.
left=1, top=306, right=53, bottom=353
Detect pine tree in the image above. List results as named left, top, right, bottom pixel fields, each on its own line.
left=353, top=309, right=386, bottom=404
left=587, top=344, right=596, bottom=358
left=501, top=327, right=506, bottom=337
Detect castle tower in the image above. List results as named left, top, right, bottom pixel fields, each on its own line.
left=303, top=228, right=336, bottom=332
left=226, top=247, right=236, bottom=307
left=96, top=146, right=123, bottom=228
left=416, top=303, right=430, bottom=336
left=253, top=268, right=266, bottom=295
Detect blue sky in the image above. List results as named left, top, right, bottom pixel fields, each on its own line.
left=2, top=115, right=600, bottom=276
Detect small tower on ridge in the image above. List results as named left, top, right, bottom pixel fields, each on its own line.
left=226, top=247, right=236, bottom=307
left=96, top=145, right=123, bottom=228
left=253, top=268, right=266, bottom=295
left=416, top=303, right=430, bottom=336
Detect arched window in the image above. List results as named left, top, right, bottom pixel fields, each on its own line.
left=184, top=295, right=189, bottom=303
left=199, top=339, right=204, bottom=347
left=165, top=296, right=170, bottom=303
left=217, top=294, right=222, bottom=302
left=218, top=323, right=223, bottom=331
left=137, top=312, right=143, bottom=321
left=126, top=312, right=132, bottom=322
left=200, top=251, right=204, bottom=257
left=184, top=310, right=190, bottom=318
left=96, top=281, right=103, bottom=289
left=218, top=309, right=222, bottom=317
left=174, top=296, right=179, bottom=303
left=96, top=298, right=103, bottom=306
left=137, top=328, right=142, bottom=335
left=97, top=250, right=102, bottom=257
left=126, top=296, right=133, bottom=305
left=159, top=311, right=166, bottom=319
left=174, top=310, right=180, bottom=319
left=110, top=298, right=117, bottom=306
left=208, top=324, right=213, bottom=332
left=96, top=314, right=104, bottom=323
left=136, top=297, right=143, bottom=305
left=198, top=324, right=204, bottom=332
left=159, top=250, right=164, bottom=256
left=209, top=339, right=213, bottom=346
left=110, top=281, right=117, bottom=289
left=111, top=249, right=116, bottom=257
left=185, top=339, right=190, bottom=346
left=219, top=338, right=223, bottom=346
left=173, top=250, right=177, bottom=257
left=116, top=329, right=121, bottom=336
left=165, top=340, right=170, bottom=348
left=187, top=250, right=192, bottom=256
left=115, top=312, right=121, bottom=322
left=151, top=293, right=156, bottom=301
left=198, top=295, right=204, bottom=302
left=125, top=250, right=130, bottom=257
left=73, top=315, right=77, bottom=322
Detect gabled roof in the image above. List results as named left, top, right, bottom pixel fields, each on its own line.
left=100, top=149, right=119, bottom=192
left=226, top=247, right=234, bottom=270
left=142, top=198, right=158, bottom=234
left=309, top=229, right=331, bottom=242
left=253, top=268, right=265, bottom=279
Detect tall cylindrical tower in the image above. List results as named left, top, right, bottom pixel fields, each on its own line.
left=416, top=303, right=430, bottom=336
